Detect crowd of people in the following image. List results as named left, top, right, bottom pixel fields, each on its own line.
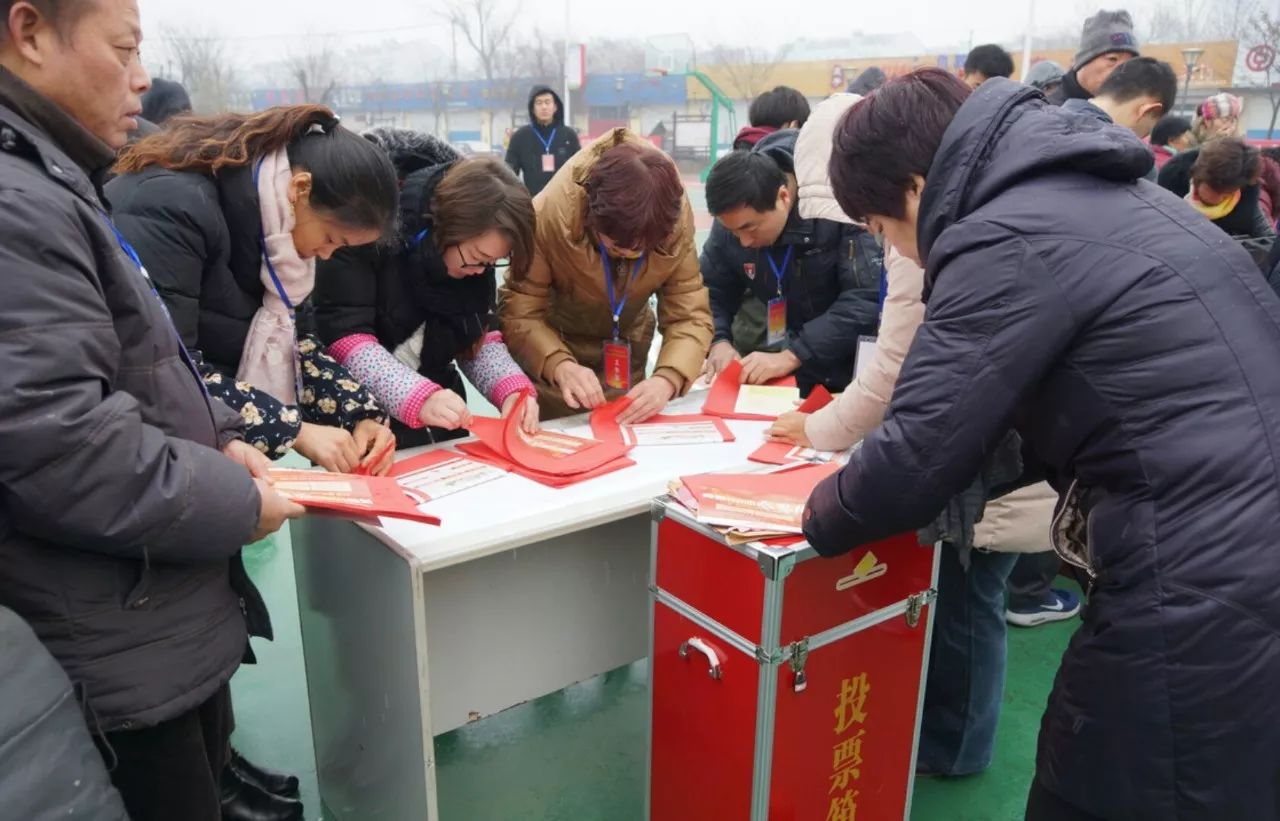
left=1, top=0, right=1279, bottom=820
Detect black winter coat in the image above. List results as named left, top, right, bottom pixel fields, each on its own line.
left=106, top=164, right=385, bottom=458
left=0, top=84, right=262, bottom=731
left=804, top=79, right=1280, bottom=819
left=315, top=142, right=492, bottom=448
left=700, top=132, right=880, bottom=395
left=505, top=85, right=580, bottom=197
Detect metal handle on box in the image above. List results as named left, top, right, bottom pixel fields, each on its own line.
left=679, top=637, right=723, bottom=680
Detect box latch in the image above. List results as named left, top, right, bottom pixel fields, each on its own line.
left=787, top=638, right=810, bottom=693
left=905, top=590, right=935, bottom=628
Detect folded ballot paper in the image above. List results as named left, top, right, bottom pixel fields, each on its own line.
left=702, top=359, right=800, bottom=421
left=267, top=469, right=442, bottom=526
left=668, top=462, right=840, bottom=540
left=590, top=397, right=735, bottom=447
left=461, top=394, right=636, bottom=488
left=746, top=386, right=850, bottom=467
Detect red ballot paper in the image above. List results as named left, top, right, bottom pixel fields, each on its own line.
left=702, top=359, right=800, bottom=421
left=455, top=441, right=635, bottom=488
left=389, top=450, right=508, bottom=500
left=678, top=462, right=840, bottom=534
left=589, top=398, right=736, bottom=446
left=267, top=469, right=442, bottom=526
left=748, top=385, right=836, bottom=465
left=467, top=395, right=633, bottom=477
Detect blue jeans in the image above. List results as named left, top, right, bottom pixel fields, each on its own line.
left=917, top=544, right=1018, bottom=776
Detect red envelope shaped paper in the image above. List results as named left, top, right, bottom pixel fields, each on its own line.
left=467, top=395, right=633, bottom=477
left=268, top=469, right=442, bottom=526
left=455, top=441, right=635, bottom=488
left=678, top=462, right=840, bottom=534
left=748, top=386, right=836, bottom=465
left=702, top=359, right=799, bottom=421
left=590, top=398, right=735, bottom=446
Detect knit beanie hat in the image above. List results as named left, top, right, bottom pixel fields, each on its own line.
left=1074, top=10, right=1140, bottom=69
left=1199, top=93, right=1243, bottom=122
left=1025, top=60, right=1066, bottom=90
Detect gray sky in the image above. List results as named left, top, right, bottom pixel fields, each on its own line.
left=136, top=0, right=1141, bottom=63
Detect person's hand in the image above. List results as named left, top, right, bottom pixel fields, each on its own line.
left=554, top=361, right=605, bottom=410
left=293, top=422, right=362, bottom=473
left=222, top=439, right=272, bottom=479
left=353, top=419, right=397, bottom=477
left=250, top=478, right=305, bottom=543
left=741, top=350, right=801, bottom=385
left=702, top=340, right=739, bottom=380
left=766, top=411, right=813, bottom=447
left=420, top=389, right=473, bottom=430
left=501, top=391, right=541, bottom=434
left=618, top=377, right=676, bottom=424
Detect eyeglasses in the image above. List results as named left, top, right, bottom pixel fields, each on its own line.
left=455, top=245, right=509, bottom=272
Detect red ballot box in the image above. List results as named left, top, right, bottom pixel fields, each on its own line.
left=647, top=500, right=939, bottom=821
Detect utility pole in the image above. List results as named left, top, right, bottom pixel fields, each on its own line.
left=1021, top=0, right=1035, bottom=81
left=562, top=0, right=572, bottom=128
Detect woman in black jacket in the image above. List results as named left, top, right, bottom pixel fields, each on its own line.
left=107, top=105, right=399, bottom=820
left=808, top=70, right=1280, bottom=820
left=109, top=105, right=399, bottom=477
left=314, top=128, right=539, bottom=448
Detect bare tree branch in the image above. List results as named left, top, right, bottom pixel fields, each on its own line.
left=285, top=38, right=343, bottom=106
left=160, top=26, right=239, bottom=114
left=709, top=44, right=793, bottom=100
left=442, top=0, right=519, bottom=85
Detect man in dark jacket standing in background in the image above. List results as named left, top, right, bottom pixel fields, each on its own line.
left=505, top=84, right=580, bottom=196
left=1048, top=9, right=1139, bottom=105
left=0, top=1, right=301, bottom=819
left=700, top=129, right=880, bottom=395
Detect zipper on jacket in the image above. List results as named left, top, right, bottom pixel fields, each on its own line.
left=1051, top=478, right=1097, bottom=585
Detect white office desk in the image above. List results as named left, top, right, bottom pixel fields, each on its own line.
left=291, top=392, right=773, bottom=820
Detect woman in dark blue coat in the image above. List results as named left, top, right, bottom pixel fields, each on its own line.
left=805, top=69, right=1280, bottom=820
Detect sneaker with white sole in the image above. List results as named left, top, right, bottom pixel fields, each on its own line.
left=1006, top=588, right=1082, bottom=627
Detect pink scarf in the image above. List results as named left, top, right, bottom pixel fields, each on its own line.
left=236, top=148, right=316, bottom=404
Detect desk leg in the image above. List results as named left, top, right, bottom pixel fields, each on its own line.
left=292, top=516, right=438, bottom=820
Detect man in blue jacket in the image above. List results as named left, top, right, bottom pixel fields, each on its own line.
left=700, top=130, right=880, bottom=395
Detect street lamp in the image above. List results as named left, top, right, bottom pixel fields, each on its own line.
left=1182, top=47, right=1205, bottom=115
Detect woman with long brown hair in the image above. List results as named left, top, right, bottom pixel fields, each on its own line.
left=106, top=104, right=399, bottom=821
left=109, top=104, right=399, bottom=476
left=314, top=128, right=540, bottom=446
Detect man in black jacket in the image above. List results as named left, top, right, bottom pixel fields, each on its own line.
left=0, top=1, right=301, bottom=819
left=505, top=84, right=580, bottom=196
left=700, top=130, right=880, bottom=396
left=1047, top=9, right=1140, bottom=105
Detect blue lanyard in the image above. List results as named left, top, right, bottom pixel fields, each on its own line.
left=534, top=126, right=557, bottom=154
left=601, top=243, right=645, bottom=338
left=103, top=215, right=211, bottom=401
left=877, top=262, right=889, bottom=329
left=252, top=159, right=305, bottom=402
left=767, top=245, right=794, bottom=295
left=411, top=227, right=430, bottom=248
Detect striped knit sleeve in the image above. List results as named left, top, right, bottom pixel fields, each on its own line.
left=328, top=333, right=440, bottom=429
left=457, top=331, right=535, bottom=410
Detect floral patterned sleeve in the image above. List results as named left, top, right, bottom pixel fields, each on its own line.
left=296, top=334, right=387, bottom=432
left=200, top=366, right=301, bottom=459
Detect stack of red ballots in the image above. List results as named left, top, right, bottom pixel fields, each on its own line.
left=667, top=462, right=840, bottom=544
left=457, top=394, right=637, bottom=488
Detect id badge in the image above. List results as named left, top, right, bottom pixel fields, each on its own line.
left=603, top=338, right=632, bottom=391
left=541, top=153, right=556, bottom=173
left=766, top=297, right=788, bottom=347
left=854, top=335, right=878, bottom=378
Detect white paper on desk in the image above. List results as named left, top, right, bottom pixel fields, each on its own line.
left=734, top=384, right=801, bottom=417
left=396, top=456, right=506, bottom=501
left=624, top=421, right=726, bottom=446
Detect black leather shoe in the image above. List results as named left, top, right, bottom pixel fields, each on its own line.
left=230, top=748, right=301, bottom=798
left=220, top=767, right=304, bottom=821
